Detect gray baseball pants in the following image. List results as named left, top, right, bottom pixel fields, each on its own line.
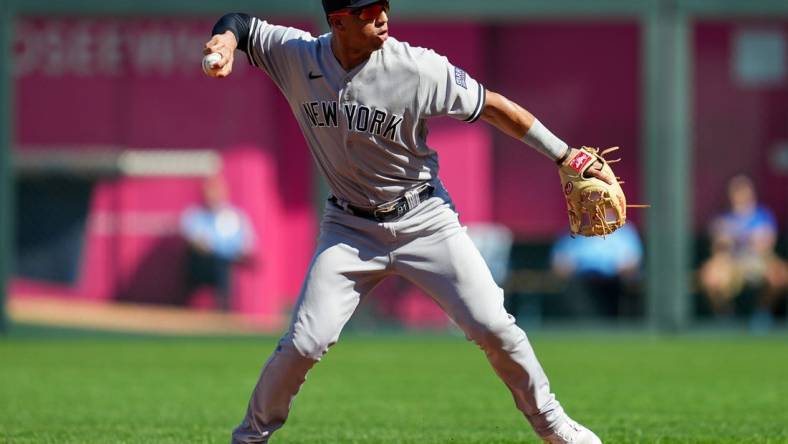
left=231, top=183, right=566, bottom=443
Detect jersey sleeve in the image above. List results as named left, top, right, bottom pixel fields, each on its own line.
left=246, top=17, right=313, bottom=91
left=415, top=49, right=486, bottom=123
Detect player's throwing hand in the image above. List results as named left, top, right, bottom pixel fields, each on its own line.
left=203, top=31, right=237, bottom=78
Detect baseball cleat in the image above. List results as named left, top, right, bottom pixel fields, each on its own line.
left=542, top=418, right=602, bottom=444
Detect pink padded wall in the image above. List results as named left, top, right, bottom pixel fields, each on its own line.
left=13, top=18, right=317, bottom=323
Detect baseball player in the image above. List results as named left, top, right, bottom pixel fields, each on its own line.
left=204, top=1, right=613, bottom=443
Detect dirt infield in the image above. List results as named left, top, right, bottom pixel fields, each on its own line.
left=8, top=296, right=284, bottom=335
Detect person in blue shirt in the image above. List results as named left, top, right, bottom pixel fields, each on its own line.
left=180, top=175, right=255, bottom=311
left=699, top=175, right=787, bottom=327
left=550, top=223, right=644, bottom=317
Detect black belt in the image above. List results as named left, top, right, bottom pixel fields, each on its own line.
left=329, top=184, right=435, bottom=222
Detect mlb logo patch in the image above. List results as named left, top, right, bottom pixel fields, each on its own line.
left=454, top=67, right=468, bottom=89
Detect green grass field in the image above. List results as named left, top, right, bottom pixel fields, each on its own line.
left=1, top=328, right=787, bottom=443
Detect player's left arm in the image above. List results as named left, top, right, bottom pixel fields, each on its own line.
left=480, top=90, right=613, bottom=184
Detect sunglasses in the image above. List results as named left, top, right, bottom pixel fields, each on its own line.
left=329, top=1, right=390, bottom=21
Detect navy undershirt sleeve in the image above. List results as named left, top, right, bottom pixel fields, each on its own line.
left=212, top=13, right=252, bottom=52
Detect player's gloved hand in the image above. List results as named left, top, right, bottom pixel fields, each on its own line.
left=203, top=31, right=237, bottom=78
left=558, top=146, right=627, bottom=237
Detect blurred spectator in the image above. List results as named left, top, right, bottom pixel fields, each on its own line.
left=550, top=223, right=644, bottom=318
left=699, top=175, right=787, bottom=329
left=180, top=176, right=255, bottom=311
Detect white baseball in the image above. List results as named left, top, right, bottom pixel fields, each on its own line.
left=202, top=52, right=222, bottom=75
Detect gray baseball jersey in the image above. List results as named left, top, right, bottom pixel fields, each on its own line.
left=245, top=18, right=485, bottom=206
left=229, top=17, right=575, bottom=444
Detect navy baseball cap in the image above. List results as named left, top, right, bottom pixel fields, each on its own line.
left=322, top=0, right=385, bottom=15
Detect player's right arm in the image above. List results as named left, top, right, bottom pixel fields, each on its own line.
left=204, top=13, right=312, bottom=87
left=203, top=13, right=249, bottom=78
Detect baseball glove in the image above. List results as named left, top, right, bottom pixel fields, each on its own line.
left=558, top=146, right=629, bottom=237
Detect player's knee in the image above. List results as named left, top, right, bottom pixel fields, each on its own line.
left=288, top=330, right=336, bottom=361
left=464, top=314, right=522, bottom=351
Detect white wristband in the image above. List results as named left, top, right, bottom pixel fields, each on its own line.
left=521, top=119, right=569, bottom=161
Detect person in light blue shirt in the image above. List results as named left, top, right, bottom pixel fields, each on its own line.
left=551, top=223, right=643, bottom=317
left=180, top=175, right=255, bottom=311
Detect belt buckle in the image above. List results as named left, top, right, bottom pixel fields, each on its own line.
left=373, top=184, right=430, bottom=221
left=373, top=201, right=397, bottom=221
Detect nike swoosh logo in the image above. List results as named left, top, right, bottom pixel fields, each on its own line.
left=308, top=71, right=323, bottom=80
